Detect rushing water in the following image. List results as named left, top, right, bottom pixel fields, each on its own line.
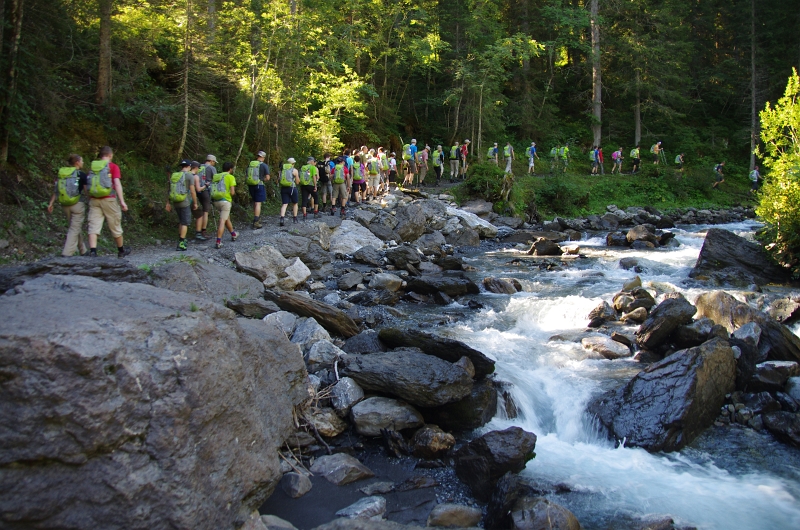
left=439, top=221, right=800, bottom=529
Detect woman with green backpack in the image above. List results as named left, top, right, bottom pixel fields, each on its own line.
left=165, top=160, right=199, bottom=251
left=47, top=154, right=88, bottom=256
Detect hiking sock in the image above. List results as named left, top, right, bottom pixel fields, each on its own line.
left=303, top=212, right=307, bottom=221
left=215, top=238, right=222, bottom=248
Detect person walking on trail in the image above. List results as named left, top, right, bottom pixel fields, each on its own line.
left=651, top=141, right=662, bottom=164
left=611, top=147, right=623, bottom=174
left=367, top=152, right=381, bottom=199
left=352, top=155, right=368, bottom=202
left=750, top=165, right=761, bottom=192
left=210, top=161, right=238, bottom=249
left=526, top=142, right=539, bottom=174
left=487, top=143, right=499, bottom=165
left=330, top=156, right=349, bottom=218
left=407, top=139, right=418, bottom=182
left=48, top=154, right=88, bottom=257
left=279, top=158, right=300, bottom=226
left=550, top=144, right=559, bottom=174
left=300, top=156, right=319, bottom=220
left=432, top=145, right=444, bottom=184
left=590, top=146, right=598, bottom=175
left=246, top=150, right=270, bottom=229
left=193, top=154, right=215, bottom=240
left=459, top=139, right=470, bottom=178
left=165, top=160, right=199, bottom=252
left=597, top=147, right=605, bottom=175
left=503, top=142, right=515, bottom=174
left=712, top=161, right=726, bottom=188
left=559, top=143, right=570, bottom=173
left=630, top=146, right=641, bottom=174
left=86, top=146, right=130, bottom=258
left=378, top=147, right=389, bottom=193
left=675, top=153, right=685, bottom=176
left=417, top=145, right=429, bottom=186
left=317, top=153, right=333, bottom=212
left=449, top=142, right=460, bottom=182
left=388, top=152, right=397, bottom=186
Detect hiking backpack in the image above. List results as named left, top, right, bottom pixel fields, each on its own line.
left=402, top=144, right=412, bottom=160
left=280, top=166, right=295, bottom=187
left=210, top=173, right=228, bottom=200
left=246, top=160, right=261, bottom=185
left=169, top=171, right=189, bottom=203
left=300, top=165, right=313, bottom=186
left=56, top=167, right=81, bottom=206
left=88, top=160, right=113, bottom=198
left=333, top=164, right=345, bottom=184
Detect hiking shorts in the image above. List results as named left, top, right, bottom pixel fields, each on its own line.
left=248, top=183, right=266, bottom=203
left=332, top=182, right=348, bottom=202
left=174, top=204, right=191, bottom=226
left=196, top=190, right=211, bottom=212
left=88, top=198, right=123, bottom=238
left=301, top=185, right=317, bottom=208
left=321, top=181, right=332, bottom=198
left=280, top=186, right=298, bottom=204
left=369, top=175, right=380, bottom=190
left=633, top=158, right=641, bottom=166
left=408, top=159, right=417, bottom=174
left=389, top=170, right=397, bottom=182
left=529, top=157, right=535, bottom=168
left=653, top=153, right=659, bottom=162
left=354, top=181, right=367, bottom=193
left=214, top=200, right=232, bottom=222
left=715, top=173, right=724, bottom=182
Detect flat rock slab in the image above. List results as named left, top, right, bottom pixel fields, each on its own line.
left=427, top=503, right=482, bottom=527
left=151, top=257, right=264, bottom=305
left=350, top=397, right=424, bottom=437
left=309, top=454, right=375, bottom=486
left=335, top=496, right=387, bottom=520
left=378, top=328, right=495, bottom=377
left=265, top=289, right=359, bottom=338
left=0, top=256, right=151, bottom=294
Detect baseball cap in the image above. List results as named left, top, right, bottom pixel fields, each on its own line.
left=307, top=156, right=315, bottom=161
left=287, top=157, right=296, bottom=164
left=191, top=161, right=201, bottom=168
left=464, top=139, right=471, bottom=144
left=179, top=159, right=191, bottom=167
left=206, top=154, right=217, bottom=162
left=257, top=150, right=267, bottom=158
left=411, top=139, right=417, bottom=144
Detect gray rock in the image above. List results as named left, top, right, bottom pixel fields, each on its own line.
left=287, top=221, right=333, bottom=251
left=631, top=240, right=656, bottom=250
left=280, top=258, right=312, bottom=291
left=291, top=317, right=332, bottom=353
left=261, top=515, right=298, bottom=530
left=343, top=330, right=388, bottom=354
left=150, top=258, right=264, bottom=306
left=673, top=317, right=716, bottom=348
left=581, top=335, right=632, bottom=360
left=309, top=453, right=375, bottom=486
left=359, top=482, right=395, bottom=496
left=272, top=234, right=312, bottom=259
left=330, top=221, right=384, bottom=255
left=455, top=356, right=476, bottom=378
left=435, top=255, right=464, bottom=271
left=353, top=245, right=383, bottom=266
left=447, top=206, right=499, bottom=238
left=385, top=246, right=421, bottom=270
left=353, top=209, right=377, bottom=228
left=0, top=274, right=308, bottom=529
left=235, top=245, right=290, bottom=284
left=305, top=340, right=346, bottom=373
left=503, top=230, right=568, bottom=244
left=369, top=273, right=403, bottom=292
left=331, top=377, right=365, bottom=415
left=378, top=328, right=496, bottom=377
left=303, top=407, right=348, bottom=437
left=495, top=216, right=524, bottom=229
left=613, top=287, right=656, bottom=313
left=786, top=377, right=800, bottom=401
left=394, top=203, right=427, bottom=242
left=412, top=425, right=456, bottom=459
left=280, top=472, right=312, bottom=499
left=767, top=297, right=800, bottom=324
left=413, top=231, right=447, bottom=256
left=335, top=496, right=387, bottom=520
left=732, top=321, right=762, bottom=347
left=511, top=497, right=582, bottom=530
left=338, top=271, right=364, bottom=290
left=589, top=338, right=736, bottom=452
left=462, top=198, right=494, bottom=217
left=454, top=427, right=537, bottom=501
left=419, top=378, right=498, bottom=432
left=227, top=298, right=281, bottom=319
left=620, top=307, right=648, bottom=323
left=427, top=503, right=482, bottom=527
left=750, top=361, right=800, bottom=392
left=350, top=396, right=424, bottom=436
left=763, top=411, right=800, bottom=448
left=405, top=275, right=480, bottom=297
left=690, top=228, right=789, bottom=286
left=636, top=294, right=697, bottom=350
left=527, top=238, right=563, bottom=256
left=607, top=231, right=629, bottom=247
left=627, top=225, right=659, bottom=245
left=445, top=227, right=480, bottom=247
left=341, top=350, right=474, bottom=407
left=587, top=301, right=616, bottom=327
left=483, top=277, right=519, bottom=295
left=622, top=275, right=642, bottom=291
left=347, top=289, right=400, bottom=307
left=265, top=311, right=298, bottom=337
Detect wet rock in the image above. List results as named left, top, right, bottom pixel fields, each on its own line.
left=511, top=497, right=582, bottom=530
left=338, top=271, right=364, bottom=290
left=613, top=288, right=656, bottom=313
left=767, top=296, right=800, bottom=325
left=581, top=335, right=632, bottom=360
left=589, top=338, right=736, bottom=452
left=0, top=275, right=308, bottom=529
left=503, top=230, right=569, bottom=244
left=619, top=257, right=641, bottom=270
left=359, top=482, right=395, bottom=496
left=690, top=228, right=789, bottom=286
left=341, top=350, right=473, bottom=407
left=353, top=245, right=383, bottom=266
left=335, top=496, right=387, bottom=520
left=732, top=322, right=762, bottom=346
left=405, top=275, right=480, bottom=297
left=527, top=238, right=563, bottom=256
left=787, top=377, right=800, bottom=401
left=455, top=356, right=476, bottom=378
left=265, top=290, right=359, bottom=338
left=291, top=317, right=332, bottom=353
left=304, top=407, right=348, bottom=437
left=347, top=289, right=400, bottom=307
left=763, top=411, right=800, bottom=448
left=227, top=298, right=281, bottom=319
left=309, top=453, right=375, bottom=485
left=151, top=258, right=264, bottom=306
left=331, top=377, right=365, bottom=415
left=420, top=378, right=498, bottom=431
left=378, top=328, right=496, bottom=377
left=414, top=231, right=447, bottom=256
left=484, top=277, right=519, bottom=295
left=280, top=472, right=313, bottom=499
left=776, top=391, right=800, bottom=413
left=749, top=361, right=800, bottom=392
left=622, top=275, right=642, bottom=291
left=432, top=291, right=454, bottom=305
left=742, top=392, right=781, bottom=415
left=369, top=273, right=403, bottom=292
left=330, top=220, right=384, bottom=255
left=427, top=503, right=482, bottom=527
left=673, top=318, right=716, bottom=348
left=631, top=240, right=656, bottom=250
left=587, top=301, right=616, bottom=327
left=0, top=256, right=151, bottom=295
left=385, top=246, right=421, bottom=270
left=636, top=294, right=696, bottom=350
left=445, top=227, right=481, bottom=247
left=350, top=397, right=424, bottom=437
left=447, top=206, right=499, bottom=238
left=343, top=330, right=388, bottom=354
left=305, top=340, right=346, bottom=373
left=453, top=427, right=537, bottom=501
left=485, top=472, right=541, bottom=530
left=419, top=262, right=444, bottom=274
left=695, top=290, right=800, bottom=363
left=412, top=425, right=456, bottom=459
left=435, top=255, right=464, bottom=271
left=607, top=231, right=629, bottom=247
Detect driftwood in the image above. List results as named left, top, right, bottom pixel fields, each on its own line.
left=264, top=289, right=359, bottom=338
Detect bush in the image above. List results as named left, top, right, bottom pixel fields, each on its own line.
left=463, top=162, right=506, bottom=201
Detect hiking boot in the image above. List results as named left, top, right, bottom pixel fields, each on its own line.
left=201, top=229, right=210, bottom=239
left=252, top=220, right=263, bottom=230
left=303, top=213, right=307, bottom=222
left=231, top=231, right=238, bottom=241
left=293, top=216, right=298, bottom=224
left=280, top=217, right=285, bottom=227
left=88, top=249, right=98, bottom=257
left=195, top=232, right=208, bottom=241
left=117, top=247, right=131, bottom=259
left=176, top=239, right=188, bottom=251
left=330, top=208, right=335, bottom=216
left=340, top=208, right=346, bottom=219
left=314, top=210, right=320, bottom=219
left=215, top=239, right=223, bottom=249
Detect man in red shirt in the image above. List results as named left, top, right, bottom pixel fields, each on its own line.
left=87, top=146, right=130, bottom=258
left=459, top=140, right=470, bottom=179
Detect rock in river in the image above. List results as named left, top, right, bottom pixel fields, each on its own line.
left=350, top=396, right=424, bottom=436
left=636, top=294, right=696, bottom=350
left=690, top=228, right=790, bottom=286
left=265, top=289, right=359, bottom=338
left=309, top=453, right=375, bottom=486
left=378, top=328, right=496, bottom=377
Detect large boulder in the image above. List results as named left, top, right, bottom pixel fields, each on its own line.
left=394, top=203, right=427, bottom=242
left=405, top=274, right=480, bottom=297
left=626, top=225, right=659, bottom=245
left=695, top=290, right=800, bottom=363
left=589, top=338, right=736, bottom=452
left=264, top=290, right=359, bottom=338
left=309, top=453, right=374, bottom=486
left=419, top=378, right=498, bottom=431
left=350, top=397, right=424, bottom=436
left=461, top=198, right=494, bottom=217
left=0, top=274, right=308, bottom=529
left=445, top=227, right=481, bottom=247
left=763, top=411, right=800, bottom=448
left=368, top=273, right=403, bottom=292
left=453, top=427, right=537, bottom=501
left=234, top=246, right=310, bottom=290
left=385, top=246, right=421, bottom=270
left=341, top=350, right=474, bottom=407
left=446, top=206, right=499, bottom=238
left=527, top=238, right=563, bottom=256
left=689, top=228, right=790, bottom=286
left=343, top=329, right=388, bottom=354
left=636, top=294, right=697, bottom=350
left=413, top=232, right=447, bottom=256
left=483, top=277, right=519, bottom=295
left=581, top=335, right=632, bottom=360
left=151, top=258, right=264, bottom=306
left=353, top=245, right=383, bottom=266
left=287, top=221, right=333, bottom=251
left=378, top=328, right=495, bottom=377
left=330, top=220, right=384, bottom=255
left=0, top=256, right=151, bottom=294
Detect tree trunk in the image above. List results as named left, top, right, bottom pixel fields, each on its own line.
left=96, top=0, right=113, bottom=105
left=477, top=83, right=483, bottom=157
left=749, top=0, right=757, bottom=171
left=590, top=0, right=602, bottom=146
left=177, top=0, right=192, bottom=159
left=0, top=0, right=6, bottom=57
left=208, top=0, right=215, bottom=32
left=0, top=0, right=24, bottom=164
left=634, top=70, right=641, bottom=146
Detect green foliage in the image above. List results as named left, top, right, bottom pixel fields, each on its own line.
left=755, top=69, right=800, bottom=274
left=463, top=163, right=506, bottom=201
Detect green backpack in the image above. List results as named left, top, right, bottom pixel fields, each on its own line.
left=210, top=172, right=229, bottom=200
left=280, top=164, right=295, bottom=187
left=88, top=160, right=113, bottom=198
left=169, top=171, right=189, bottom=203
left=56, top=167, right=81, bottom=206
left=333, top=164, right=345, bottom=184
left=246, top=160, right=261, bottom=186
left=402, top=144, right=411, bottom=160
left=299, top=165, right=314, bottom=186
left=487, top=147, right=494, bottom=159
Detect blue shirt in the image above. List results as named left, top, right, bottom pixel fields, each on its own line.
left=527, top=146, right=536, bottom=157
left=409, top=144, right=418, bottom=159
left=345, top=156, right=354, bottom=172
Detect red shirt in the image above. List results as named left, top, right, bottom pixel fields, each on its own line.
left=97, top=162, right=121, bottom=199
left=598, top=150, right=604, bottom=163
left=460, top=144, right=469, bottom=160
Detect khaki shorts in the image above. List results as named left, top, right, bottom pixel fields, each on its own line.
left=88, top=198, right=123, bottom=238
left=331, top=183, right=348, bottom=201
left=214, top=200, right=232, bottom=222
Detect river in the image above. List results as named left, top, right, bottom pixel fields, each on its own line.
left=431, top=221, right=800, bottom=529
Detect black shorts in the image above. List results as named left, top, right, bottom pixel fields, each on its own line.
left=280, top=186, right=298, bottom=204
left=354, top=181, right=367, bottom=192
left=653, top=154, right=659, bottom=162
left=196, top=190, right=211, bottom=212
left=633, top=158, right=641, bottom=166
left=175, top=205, right=191, bottom=226
left=301, top=185, right=317, bottom=208
left=389, top=170, right=397, bottom=181
left=249, top=184, right=266, bottom=203
left=676, top=163, right=683, bottom=170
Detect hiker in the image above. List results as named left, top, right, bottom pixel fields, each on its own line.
left=503, top=142, right=515, bottom=174
left=388, top=152, right=397, bottom=186
left=317, top=153, right=333, bottom=211
left=407, top=139, right=418, bottom=182
left=526, top=142, right=539, bottom=174
left=279, top=157, right=300, bottom=225
left=47, top=154, right=88, bottom=256
left=432, top=145, right=444, bottom=184
left=711, top=161, right=726, bottom=188
left=331, top=156, right=349, bottom=218
left=611, top=147, right=623, bottom=174
left=750, top=165, right=761, bottom=192
left=630, top=145, right=641, bottom=174
left=651, top=141, right=662, bottom=164
left=300, top=156, right=319, bottom=220
left=590, top=146, right=598, bottom=175
left=597, top=147, right=605, bottom=175
left=193, top=154, right=215, bottom=240
left=378, top=147, right=389, bottom=193
left=165, top=160, right=199, bottom=251
left=352, top=155, right=368, bottom=201
left=559, top=143, right=570, bottom=172
left=550, top=144, right=559, bottom=174
left=210, top=161, right=238, bottom=249
left=449, top=142, right=460, bottom=181
left=459, top=139, right=471, bottom=178
left=417, top=145, right=429, bottom=186
left=87, top=146, right=130, bottom=258
left=246, top=150, right=271, bottom=229
left=487, top=143, right=499, bottom=165
left=367, top=152, right=381, bottom=199
left=675, top=153, right=685, bottom=175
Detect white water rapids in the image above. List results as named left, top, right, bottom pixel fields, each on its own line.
left=443, top=221, right=800, bottom=529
